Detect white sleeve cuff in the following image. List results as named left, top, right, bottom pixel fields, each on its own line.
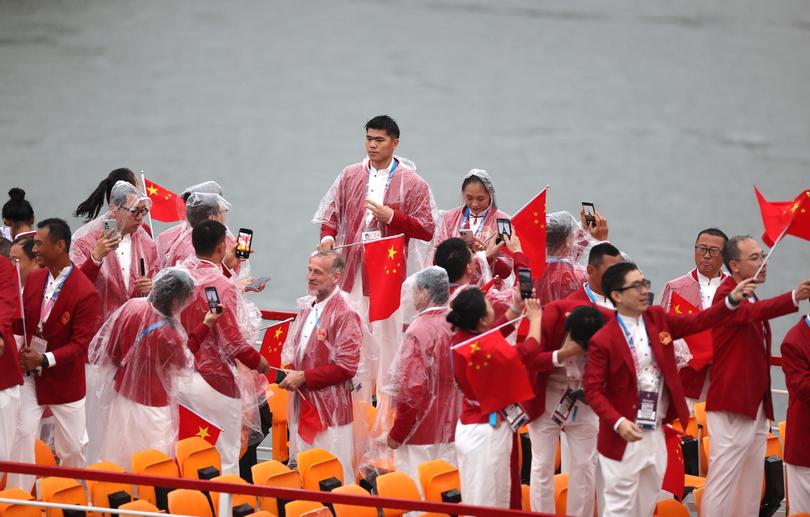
left=792, top=290, right=799, bottom=307
left=320, top=235, right=335, bottom=245
left=91, top=254, right=103, bottom=266
left=385, top=210, right=395, bottom=225
left=613, top=416, right=626, bottom=433
left=552, top=350, right=562, bottom=367
left=45, top=352, right=56, bottom=368
left=724, top=296, right=739, bottom=310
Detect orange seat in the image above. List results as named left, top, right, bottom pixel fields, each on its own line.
left=168, top=489, right=213, bottom=517
left=521, top=483, right=530, bottom=511
left=86, top=461, right=134, bottom=517
left=244, top=512, right=277, bottom=517
left=694, top=487, right=704, bottom=517
left=684, top=474, right=706, bottom=489
left=417, top=459, right=460, bottom=502
left=654, top=498, right=690, bottom=517
left=671, top=416, right=698, bottom=438
left=375, top=471, right=422, bottom=517
left=296, top=449, right=343, bottom=491
left=118, top=500, right=159, bottom=517
left=251, top=460, right=302, bottom=514
left=211, top=474, right=256, bottom=516
left=789, top=513, right=810, bottom=517
left=35, top=439, right=57, bottom=467
left=765, top=433, right=782, bottom=459
left=39, top=477, right=88, bottom=517
left=0, top=487, right=40, bottom=517
left=176, top=437, right=222, bottom=480
left=694, top=402, right=708, bottom=436
left=283, top=501, right=326, bottom=517
left=555, top=437, right=561, bottom=473
left=554, top=472, right=569, bottom=515
left=332, top=484, right=376, bottom=517
left=267, top=384, right=290, bottom=463
left=131, top=449, right=180, bottom=506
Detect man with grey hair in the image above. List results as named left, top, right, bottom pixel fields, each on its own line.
left=383, top=266, right=461, bottom=485
left=280, top=250, right=363, bottom=483
left=701, top=235, right=810, bottom=517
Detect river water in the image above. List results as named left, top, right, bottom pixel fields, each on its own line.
left=1, top=0, right=809, bottom=418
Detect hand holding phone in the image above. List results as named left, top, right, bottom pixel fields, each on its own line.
left=245, top=276, right=271, bottom=292
left=103, top=218, right=119, bottom=238
left=518, top=267, right=533, bottom=300
left=235, top=228, right=253, bottom=260
left=459, top=228, right=474, bottom=244
left=581, top=202, right=596, bottom=228
left=204, top=286, right=223, bottom=314
left=496, top=218, right=512, bottom=245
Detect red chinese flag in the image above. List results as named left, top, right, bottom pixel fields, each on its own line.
left=668, top=292, right=713, bottom=370
left=452, top=328, right=534, bottom=414
left=144, top=178, right=182, bottom=223
left=179, top=404, right=222, bottom=445
left=511, top=188, right=548, bottom=280
left=755, top=187, right=810, bottom=247
left=259, top=318, right=292, bottom=372
left=662, top=424, right=686, bottom=500
left=298, top=397, right=326, bottom=445
left=363, top=235, right=406, bottom=322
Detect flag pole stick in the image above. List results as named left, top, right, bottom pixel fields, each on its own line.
left=332, top=233, right=405, bottom=251
left=15, top=262, right=27, bottom=347
left=451, top=314, right=527, bottom=350
left=260, top=317, right=295, bottom=331
left=140, top=172, right=156, bottom=241
left=754, top=224, right=791, bottom=279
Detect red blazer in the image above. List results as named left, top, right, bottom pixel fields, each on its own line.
left=0, top=257, right=23, bottom=391
left=781, top=317, right=810, bottom=467
left=583, top=303, right=730, bottom=461
left=706, top=277, right=797, bottom=421
left=16, top=264, right=102, bottom=405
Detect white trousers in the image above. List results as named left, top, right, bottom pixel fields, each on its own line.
left=394, top=442, right=457, bottom=496
left=84, top=364, right=102, bottom=464
left=701, top=405, right=768, bottom=517
left=7, top=376, right=88, bottom=491
left=455, top=421, right=512, bottom=508
left=598, top=427, right=667, bottom=517
left=98, top=395, right=173, bottom=469
left=787, top=462, right=810, bottom=514
left=528, top=385, right=598, bottom=517
left=178, top=372, right=242, bottom=475
left=0, top=386, right=21, bottom=461
left=289, top=418, right=355, bottom=485
left=685, top=374, right=710, bottom=416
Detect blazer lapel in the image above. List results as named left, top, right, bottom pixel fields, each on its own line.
left=43, top=265, right=74, bottom=335
left=611, top=317, right=636, bottom=375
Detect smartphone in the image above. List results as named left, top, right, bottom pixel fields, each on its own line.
left=459, top=228, right=474, bottom=243
left=647, top=292, right=655, bottom=306
left=518, top=267, right=533, bottom=300
left=496, top=218, right=512, bottom=244
left=275, top=369, right=288, bottom=384
left=103, top=218, right=119, bottom=237
left=582, top=202, right=596, bottom=228
left=246, top=276, right=271, bottom=291
left=235, top=228, right=253, bottom=260
left=139, top=258, right=146, bottom=277
left=204, top=286, right=222, bottom=314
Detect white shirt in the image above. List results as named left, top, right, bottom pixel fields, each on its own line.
left=617, top=313, right=660, bottom=393
left=116, top=234, right=133, bottom=291
left=364, top=159, right=395, bottom=227
left=696, top=271, right=724, bottom=310
left=39, top=265, right=71, bottom=368
left=584, top=282, right=614, bottom=309
left=297, top=287, right=339, bottom=363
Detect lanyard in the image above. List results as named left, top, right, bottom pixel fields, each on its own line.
left=39, top=265, right=74, bottom=329
left=123, top=320, right=169, bottom=366
left=617, top=314, right=661, bottom=382
left=461, top=207, right=489, bottom=237
left=584, top=283, right=597, bottom=304
left=365, top=159, right=398, bottom=196
left=805, top=315, right=810, bottom=330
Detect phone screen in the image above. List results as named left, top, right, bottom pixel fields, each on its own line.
left=518, top=267, right=533, bottom=299
left=205, top=287, right=220, bottom=309
left=236, top=228, right=253, bottom=259
left=496, top=218, right=512, bottom=244
left=582, top=202, right=596, bottom=227
left=459, top=228, right=474, bottom=243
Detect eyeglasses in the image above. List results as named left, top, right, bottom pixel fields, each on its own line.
left=120, top=206, right=150, bottom=217
left=695, top=245, right=722, bottom=257
left=737, top=253, right=765, bottom=263
left=617, top=279, right=652, bottom=292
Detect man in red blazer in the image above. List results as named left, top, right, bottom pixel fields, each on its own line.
left=8, top=219, right=101, bottom=491
left=280, top=250, right=362, bottom=484
left=660, top=228, right=728, bottom=414
left=583, top=261, right=754, bottom=517
left=782, top=314, right=810, bottom=514
left=0, top=255, right=23, bottom=465
left=702, top=235, right=810, bottom=517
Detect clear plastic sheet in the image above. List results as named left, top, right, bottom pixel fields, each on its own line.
left=534, top=211, right=596, bottom=305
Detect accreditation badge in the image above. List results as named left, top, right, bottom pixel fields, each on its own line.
left=636, top=390, right=659, bottom=430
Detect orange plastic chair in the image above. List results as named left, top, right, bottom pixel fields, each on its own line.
left=789, top=513, right=810, bottom=517
left=251, top=460, right=302, bottom=514
left=296, top=449, right=343, bottom=491
left=176, top=437, right=222, bottom=480
left=332, top=484, right=376, bottom=517
left=700, top=436, right=711, bottom=477
left=671, top=416, right=698, bottom=438
left=39, top=477, right=88, bottom=517
left=267, top=384, right=290, bottom=463
left=555, top=438, right=561, bottom=473
left=554, top=472, right=569, bottom=515
left=375, top=471, right=422, bottom=517
left=118, top=500, right=159, bottom=517
left=684, top=474, right=706, bottom=489
left=35, top=439, right=57, bottom=467
left=765, top=433, right=782, bottom=459
left=168, top=489, right=213, bottom=517
left=243, top=512, right=277, bottom=517
left=521, top=483, right=531, bottom=511
left=417, top=459, right=460, bottom=502
left=86, top=461, right=134, bottom=517
left=130, top=449, right=180, bottom=506
left=654, top=498, right=690, bottom=517
left=210, top=474, right=256, bottom=516
left=694, top=402, right=708, bottom=437
left=283, top=501, right=326, bottom=517
left=0, top=487, right=40, bottom=517
left=779, top=420, right=787, bottom=449
left=694, top=487, right=704, bottom=517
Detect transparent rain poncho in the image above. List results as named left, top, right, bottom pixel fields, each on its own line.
left=359, top=267, right=461, bottom=482
left=157, top=181, right=225, bottom=258
left=87, top=267, right=196, bottom=467
left=433, top=169, right=514, bottom=288
left=177, top=256, right=267, bottom=444
left=534, top=211, right=597, bottom=305
left=312, top=156, right=438, bottom=295
left=70, top=180, right=158, bottom=320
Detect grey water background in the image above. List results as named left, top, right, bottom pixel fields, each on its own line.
left=2, top=0, right=809, bottom=421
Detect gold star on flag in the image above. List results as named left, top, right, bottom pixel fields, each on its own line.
left=196, top=426, right=210, bottom=439
left=147, top=185, right=158, bottom=196
left=387, top=246, right=397, bottom=260
left=274, top=328, right=284, bottom=339
left=470, top=342, right=480, bottom=354
left=674, top=304, right=682, bottom=314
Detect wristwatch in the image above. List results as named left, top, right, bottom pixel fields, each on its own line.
left=41, top=354, right=49, bottom=368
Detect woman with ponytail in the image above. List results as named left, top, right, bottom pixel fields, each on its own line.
left=2, top=188, right=35, bottom=239
left=74, top=168, right=137, bottom=222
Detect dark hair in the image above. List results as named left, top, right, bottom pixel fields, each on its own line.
left=74, top=168, right=137, bottom=221
left=446, top=287, right=487, bottom=332
left=601, top=262, right=639, bottom=306
left=37, top=218, right=72, bottom=250
left=2, top=188, right=34, bottom=225
left=0, top=237, right=10, bottom=258
left=564, top=306, right=606, bottom=349
left=365, top=115, right=400, bottom=139
left=192, top=220, right=227, bottom=256
left=588, top=242, right=621, bottom=268
left=11, top=234, right=35, bottom=260
left=546, top=219, right=572, bottom=254
left=434, top=238, right=472, bottom=282
left=696, top=227, right=729, bottom=244
left=461, top=174, right=486, bottom=191
left=722, top=235, right=754, bottom=271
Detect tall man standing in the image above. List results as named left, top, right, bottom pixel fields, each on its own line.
left=660, top=228, right=728, bottom=412
left=314, top=115, right=435, bottom=389
left=701, top=235, right=810, bottom=517
left=9, top=219, right=101, bottom=491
